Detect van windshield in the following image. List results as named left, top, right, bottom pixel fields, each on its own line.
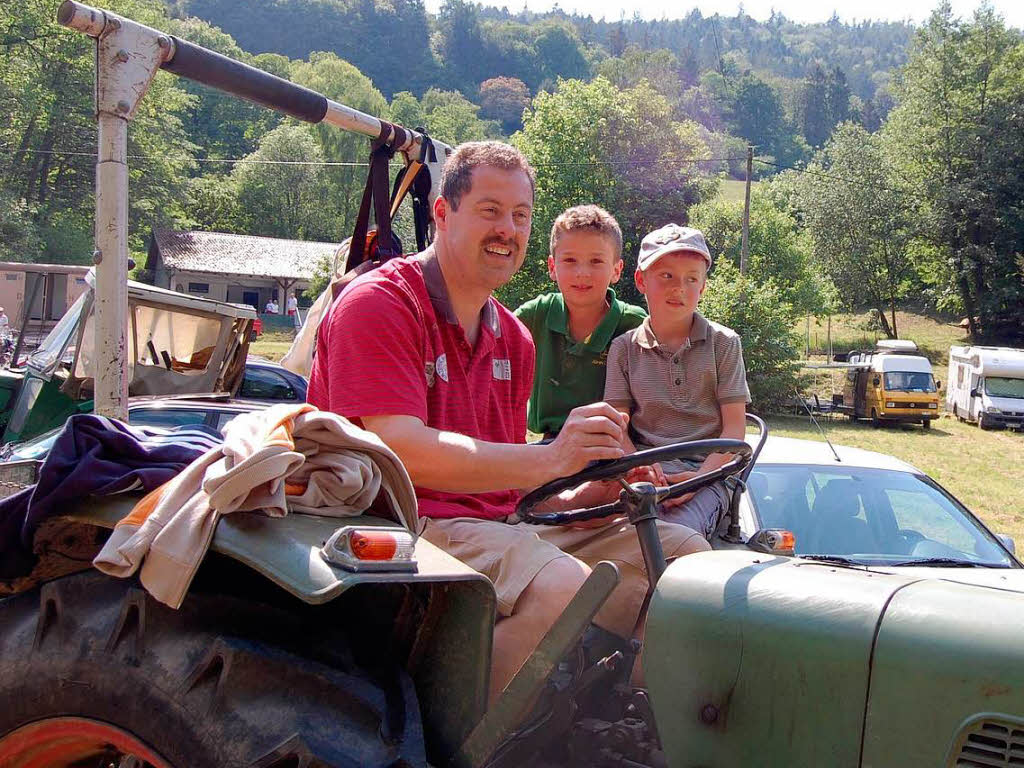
left=985, top=377, right=1024, bottom=399
left=883, top=371, right=936, bottom=392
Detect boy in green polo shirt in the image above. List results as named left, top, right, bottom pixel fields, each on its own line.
left=514, top=205, right=647, bottom=437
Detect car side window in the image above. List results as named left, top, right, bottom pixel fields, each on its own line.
left=240, top=368, right=297, bottom=400
left=215, top=412, right=244, bottom=432
left=129, top=409, right=208, bottom=428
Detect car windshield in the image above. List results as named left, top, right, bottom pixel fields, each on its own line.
left=746, top=465, right=1014, bottom=567
left=985, top=376, right=1024, bottom=400
left=883, top=371, right=936, bottom=392
left=25, top=290, right=91, bottom=374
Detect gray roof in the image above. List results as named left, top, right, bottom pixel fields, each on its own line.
left=151, top=229, right=339, bottom=281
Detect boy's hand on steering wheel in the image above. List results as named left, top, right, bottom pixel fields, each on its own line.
left=661, top=470, right=699, bottom=508
left=624, top=463, right=666, bottom=487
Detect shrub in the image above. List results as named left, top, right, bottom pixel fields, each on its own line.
left=699, top=261, right=802, bottom=412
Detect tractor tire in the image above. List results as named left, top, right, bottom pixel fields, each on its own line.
left=0, top=571, right=425, bottom=768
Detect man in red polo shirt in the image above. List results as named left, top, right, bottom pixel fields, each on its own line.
left=308, top=141, right=708, bottom=703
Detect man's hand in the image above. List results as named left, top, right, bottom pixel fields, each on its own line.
left=546, top=402, right=628, bottom=478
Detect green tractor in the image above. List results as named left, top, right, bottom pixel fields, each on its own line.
left=2, top=4, right=1023, bottom=767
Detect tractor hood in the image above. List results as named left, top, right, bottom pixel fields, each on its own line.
left=867, top=564, right=1024, bottom=592
left=645, top=551, right=1024, bottom=767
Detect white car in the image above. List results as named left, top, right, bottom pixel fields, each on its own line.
left=726, top=435, right=1022, bottom=586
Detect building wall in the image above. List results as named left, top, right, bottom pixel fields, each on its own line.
left=0, top=265, right=89, bottom=326
left=168, top=270, right=309, bottom=314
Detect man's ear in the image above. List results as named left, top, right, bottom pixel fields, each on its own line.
left=433, top=196, right=450, bottom=232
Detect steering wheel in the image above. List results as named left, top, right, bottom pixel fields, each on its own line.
left=515, top=438, right=753, bottom=526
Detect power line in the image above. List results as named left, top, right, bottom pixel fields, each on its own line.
left=4, top=146, right=749, bottom=168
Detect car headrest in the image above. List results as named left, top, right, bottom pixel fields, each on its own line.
left=811, top=479, right=862, bottom=519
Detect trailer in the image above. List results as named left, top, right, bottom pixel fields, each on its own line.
left=947, top=345, right=1024, bottom=430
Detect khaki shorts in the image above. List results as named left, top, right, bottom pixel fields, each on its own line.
left=417, top=515, right=708, bottom=637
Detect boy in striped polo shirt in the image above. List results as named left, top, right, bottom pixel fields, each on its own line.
left=605, top=224, right=751, bottom=539
left=514, top=205, right=647, bottom=438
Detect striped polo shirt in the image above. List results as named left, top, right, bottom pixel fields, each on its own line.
left=604, top=312, right=750, bottom=455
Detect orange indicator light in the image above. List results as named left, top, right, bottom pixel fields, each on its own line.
left=349, top=530, right=399, bottom=560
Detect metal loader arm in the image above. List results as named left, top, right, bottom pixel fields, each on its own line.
left=57, top=1, right=452, bottom=421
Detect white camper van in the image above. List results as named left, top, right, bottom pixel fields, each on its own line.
left=947, top=346, right=1024, bottom=430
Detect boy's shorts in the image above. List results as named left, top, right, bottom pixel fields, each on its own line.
left=417, top=515, right=708, bottom=637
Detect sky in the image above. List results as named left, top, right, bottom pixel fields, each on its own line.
left=438, top=0, right=1023, bottom=28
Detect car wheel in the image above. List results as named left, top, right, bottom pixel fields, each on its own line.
left=0, top=571, right=423, bottom=768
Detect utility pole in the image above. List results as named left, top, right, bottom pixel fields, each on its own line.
left=740, top=145, right=752, bottom=276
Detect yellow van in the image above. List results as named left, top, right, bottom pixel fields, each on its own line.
left=839, top=340, right=940, bottom=429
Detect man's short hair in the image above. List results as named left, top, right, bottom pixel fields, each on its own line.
left=440, top=141, right=536, bottom=211
left=549, top=204, right=623, bottom=261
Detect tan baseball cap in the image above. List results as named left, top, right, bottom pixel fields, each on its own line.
left=637, top=224, right=712, bottom=271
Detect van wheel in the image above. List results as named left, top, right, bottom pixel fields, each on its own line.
left=952, top=404, right=960, bottom=421
left=0, top=571, right=425, bottom=768
left=979, top=413, right=994, bottom=430
left=870, top=408, right=882, bottom=426
left=922, top=419, right=931, bottom=431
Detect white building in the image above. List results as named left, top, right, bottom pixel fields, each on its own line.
left=146, top=229, right=340, bottom=313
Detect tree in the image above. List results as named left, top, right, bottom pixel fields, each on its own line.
left=728, top=73, right=807, bottom=166
left=698, top=261, right=802, bottom=411
left=1, top=0, right=197, bottom=262
left=390, top=89, right=499, bottom=145
left=510, top=77, right=715, bottom=308
left=437, top=0, right=489, bottom=92
left=231, top=124, right=325, bottom=240
left=794, top=122, right=917, bottom=338
left=797, top=64, right=830, bottom=147
left=479, top=77, right=531, bottom=133
left=420, top=89, right=500, bottom=143
left=884, top=4, right=1024, bottom=342
left=690, top=190, right=831, bottom=315
left=0, top=190, right=41, bottom=263
left=165, top=16, right=282, bottom=162
left=290, top=52, right=390, bottom=241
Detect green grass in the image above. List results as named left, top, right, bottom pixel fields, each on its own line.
left=715, top=178, right=760, bottom=205
left=249, top=330, right=295, bottom=362
left=763, top=414, right=1024, bottom=542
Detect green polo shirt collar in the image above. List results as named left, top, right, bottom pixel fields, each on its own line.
left=546, top=289, right=625, bottom=354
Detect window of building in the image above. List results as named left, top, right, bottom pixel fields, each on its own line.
left=188, top=282, right=210, bottom=293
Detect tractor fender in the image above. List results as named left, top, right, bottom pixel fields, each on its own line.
left=64, top=495, right=496, bottom=764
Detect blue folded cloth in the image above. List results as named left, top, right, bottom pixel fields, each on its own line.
left=0, top=414, right=221, bottom=578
